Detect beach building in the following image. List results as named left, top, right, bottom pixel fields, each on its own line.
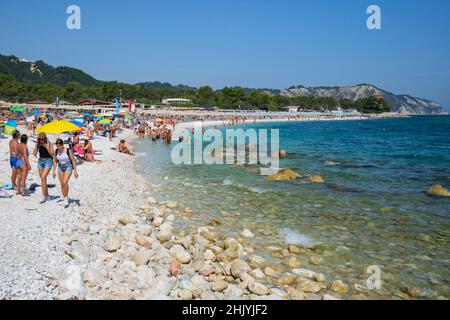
left=162, top=98, right=192, bottom=105
left=282, top=106, right=302, bottom=113
left=26, top=99, right=50, bottom=105
left=78, top=99, right=114, bottom=107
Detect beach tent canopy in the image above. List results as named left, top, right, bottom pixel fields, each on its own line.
left=10, top=106, right=26, bottom=112
left=36, top=120, right=81, bottom=134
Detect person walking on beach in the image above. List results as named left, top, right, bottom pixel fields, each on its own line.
left=16, top=134, right=31, bottom=197
left=33, top=133, right=54, bottom=203
left=9, top=130, right=21, bottom=190
left=52, top=139, right=78, bottom=208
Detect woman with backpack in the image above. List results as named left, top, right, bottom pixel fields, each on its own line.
left=52, top=139, right=78, bottom=208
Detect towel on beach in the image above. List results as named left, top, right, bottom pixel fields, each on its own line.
left=0, top=189, right=12, bottom=198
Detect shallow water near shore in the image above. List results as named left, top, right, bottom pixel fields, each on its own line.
left=134, top=116, right=450, bottom=299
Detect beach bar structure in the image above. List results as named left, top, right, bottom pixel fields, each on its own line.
left=162, top=98, right=192, bottom=105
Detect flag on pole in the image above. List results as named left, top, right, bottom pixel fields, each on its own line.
left=115, top=98, right=119, bottom=113
left=128, top=99, right=132, bottom=113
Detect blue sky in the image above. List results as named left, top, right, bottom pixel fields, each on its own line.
left=0, top=0, right=449, bottom=109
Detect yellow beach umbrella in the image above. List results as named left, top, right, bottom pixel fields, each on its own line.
left=36, top=120, right=81, bottom=134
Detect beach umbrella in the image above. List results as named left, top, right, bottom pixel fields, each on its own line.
left=125, top=115, right=134, bottom=119
left=70, top=120, right=84, bottom=127
left=98, top=119, right=112, bottom=125
left=36, top=120, right=81, bottom=134
left=103, top=112, right=114, bottom=117
left=4, top=126, right=16, bottom=136
left=4, top=120, right=17, bottom=136
left=31, top=109, right=42, bottom=115
left=5, top=120, right=17, bottom=127
left=10, top=106, right=26, bottom=112
left=83, top=112, right=91, bottom=117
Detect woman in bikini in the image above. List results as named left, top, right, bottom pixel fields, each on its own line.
left=52, top=139, right=78, bottom=208
left=16, top=134, right=31, bottom=196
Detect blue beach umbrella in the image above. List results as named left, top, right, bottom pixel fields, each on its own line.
left=70, top=120, right=84, bottom=127
left=5, top=120, right=17, bottom=127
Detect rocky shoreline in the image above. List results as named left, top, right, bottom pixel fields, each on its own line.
left=51, top=134, right=353, bottom=301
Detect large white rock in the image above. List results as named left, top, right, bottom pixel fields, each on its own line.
left=170, top=245, right=192, bottom=264
left=156, top=223, right=173, bottom=243
left=241, top=228, right=255, bottom=238
left=147, top=197, right=158, bottom=205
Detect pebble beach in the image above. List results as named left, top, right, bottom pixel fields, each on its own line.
left=0, top=123, right=346, bottom=300
left=1, top=114, right=448, bottom=301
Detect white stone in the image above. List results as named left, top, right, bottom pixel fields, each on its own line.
left=241, top=228, right=255, bottom=238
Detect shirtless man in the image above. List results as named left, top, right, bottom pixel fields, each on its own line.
left=9, top=130, right=21, bottom=190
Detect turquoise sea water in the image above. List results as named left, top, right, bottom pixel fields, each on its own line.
left=134, top=116, right=450, bottom=299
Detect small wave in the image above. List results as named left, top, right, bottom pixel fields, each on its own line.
left=223, top=179, right=271, bottom=194
left=280, top=228, right=315, bottom=246
left=248, top=186, right=270, bottom=194
left=324, top=160, right=341, bottom=166
left=223, top=178, right=233, bottom=186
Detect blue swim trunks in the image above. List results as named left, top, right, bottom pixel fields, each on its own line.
left=10, top=156, right=18, bottom=169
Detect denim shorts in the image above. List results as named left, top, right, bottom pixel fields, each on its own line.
left=38, top=158, right=53, bottom=170
left=58, top=162, right=73, bottom=173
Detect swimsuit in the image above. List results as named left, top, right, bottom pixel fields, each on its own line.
left=16, top=149, right=29, bottom=169
left=10, top=156, right=18, bottom=169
